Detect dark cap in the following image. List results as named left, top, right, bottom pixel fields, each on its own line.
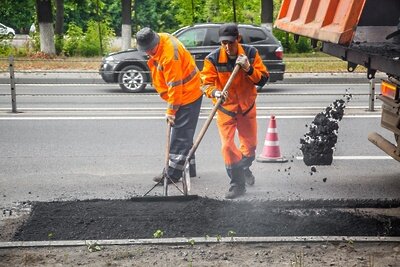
left=218, top=23, right=239, bottom=42
left=136, top=27, right=160, bottom=52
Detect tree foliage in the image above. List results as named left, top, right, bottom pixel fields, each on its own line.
left=0, top=0, right=36, bottom=33
left=0, top=0, right=313, bottom=55
left=0, top=0, right=262, bottom=34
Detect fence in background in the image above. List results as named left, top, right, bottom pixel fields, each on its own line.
left=0, top=56, right=382, bottom=113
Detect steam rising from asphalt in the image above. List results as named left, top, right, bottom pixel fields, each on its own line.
left=300, top=91, right=352, bottom=166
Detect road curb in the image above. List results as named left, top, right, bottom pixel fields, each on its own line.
left=1, top=236, right=399, bottom=248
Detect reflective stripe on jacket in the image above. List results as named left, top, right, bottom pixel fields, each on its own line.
left=200, top=43, right=269, bottom=114
left=147, top=33, right=203, bottom=115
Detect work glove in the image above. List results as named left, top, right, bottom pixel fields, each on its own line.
left=236, top=54, right=250, bottom=72
left=212, top=90, right=228, bottom=103
left=166, top=114, right=175, bottom=125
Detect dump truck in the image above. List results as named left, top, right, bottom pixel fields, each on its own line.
left=275, top=0, right=400, bottom=162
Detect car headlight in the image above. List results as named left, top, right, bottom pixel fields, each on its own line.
left=103, top=55, right=115, bottom=64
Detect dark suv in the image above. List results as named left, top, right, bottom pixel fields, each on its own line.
left=100, top=23, right=285, bottom=93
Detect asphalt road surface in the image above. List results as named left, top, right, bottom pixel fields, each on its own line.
left=0, top=78, right=399, bottom=248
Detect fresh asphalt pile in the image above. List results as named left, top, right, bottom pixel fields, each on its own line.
left=300, top=92, right=352, bottom=165
left=12, top=197, right=400, bottom=241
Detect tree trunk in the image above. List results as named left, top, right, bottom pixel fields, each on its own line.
left=36, top=0, right=55, bottom=54
left=261, top=0, right=273, bottom=31
left=55, top=0, right=64, bottom=35
left=232, top=0, right=237, bottom=23
left=39, top=23, right=56, bottom=54
left=121, top=0, right=132, bottom=51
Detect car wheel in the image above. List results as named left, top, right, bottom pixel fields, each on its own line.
left=7, top=33, right=14, bottom=39
left=118, top=65, right=147, bottom=93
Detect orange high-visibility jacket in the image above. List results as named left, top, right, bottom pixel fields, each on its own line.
left=147, top=33, right=203, bottom=115
left=201, top=44, right=269, bottom=114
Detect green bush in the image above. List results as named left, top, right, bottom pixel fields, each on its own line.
left=273, top=29, right=313, bottom=54
left=63, top=23, right=84, bottom=56
left=78, top=20, right=102, bottom=56
left=64, top=20, right=114, bottom=57
left=0, top=40, right=13, bottom=56
left=55, top=35, right=64, bottom=55
left=12, top=46, right=28, bottom=57
left=296, top=37, right=313, bottom=53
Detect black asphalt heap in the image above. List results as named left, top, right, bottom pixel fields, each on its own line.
left=300, top=93, right=352, bottom=165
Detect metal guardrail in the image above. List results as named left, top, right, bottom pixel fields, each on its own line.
left=1, top=56, right=378, bottom=113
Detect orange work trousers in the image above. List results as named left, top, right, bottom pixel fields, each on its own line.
left=216, top=104, right=257, bottom=169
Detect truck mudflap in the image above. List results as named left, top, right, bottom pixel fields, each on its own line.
left=368, top=86, right=400, bottom=163
left=378, top=95, right=400, bottom=137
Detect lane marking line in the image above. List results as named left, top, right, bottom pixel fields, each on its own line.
left=296, top=156, right=393, bottom=160
left=0, top=115, right=382, bottom=120
left=0, top=106, right=380, bottom=111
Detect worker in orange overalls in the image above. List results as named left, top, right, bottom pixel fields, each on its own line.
left=135, top=27, right=203, bottom=184
left=201, top=23, right=269, bottom=199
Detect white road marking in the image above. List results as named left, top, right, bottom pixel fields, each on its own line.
left=0, top=114, right=382, bottom=120
left=0, top=106, right=381, bottom=111
left=296, top=156, right=393, bottom=160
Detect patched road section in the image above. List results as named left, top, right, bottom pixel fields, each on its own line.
left=12, top=198, right=400, bottom=241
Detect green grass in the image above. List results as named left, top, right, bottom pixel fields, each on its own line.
left=284, top=52, right=367, bottom=73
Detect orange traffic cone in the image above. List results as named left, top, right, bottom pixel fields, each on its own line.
left=256, top=115, right=288, bottom=163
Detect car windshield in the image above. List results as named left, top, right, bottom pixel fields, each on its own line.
left=177, top=28, right=207, bottom=47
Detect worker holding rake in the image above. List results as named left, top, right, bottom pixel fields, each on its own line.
left=136, top=27, right=203, bottom=185
left=201, top=23, right=269, bottom=199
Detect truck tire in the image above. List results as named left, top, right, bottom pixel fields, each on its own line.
left=118, top=65, right=147, bottom=93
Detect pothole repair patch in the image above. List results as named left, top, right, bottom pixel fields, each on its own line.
left=11, top=198, right=400, bottom=241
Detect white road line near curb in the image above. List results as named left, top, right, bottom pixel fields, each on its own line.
left=296, top=156, right=393, bottom=160
left=0, top=106, right=381, bottom=111
left=1, top=236, right=399, bottom=248
left=0, top=115, right=381, bottom=120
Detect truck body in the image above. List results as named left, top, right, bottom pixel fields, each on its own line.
left=275, top=0, right=400, bottom=162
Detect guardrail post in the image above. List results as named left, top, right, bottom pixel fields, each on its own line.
left=9, top=55, right=17, bottom=113
left=368, top=78, right=375, bottom=112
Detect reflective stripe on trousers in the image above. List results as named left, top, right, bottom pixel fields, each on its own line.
left=167, top=96, right=203, bottom=180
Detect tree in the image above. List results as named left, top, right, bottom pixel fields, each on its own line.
left=36, top=0, right=56, bottom=54
left=261, top=0, right=273, bottom=30
left=198, top=0, right=261, bottom=24
left=121, top=0, right=132, bottom=50
left=132, top=0, right=179, bottom=33
left=55, top=0, right=64, bottom=35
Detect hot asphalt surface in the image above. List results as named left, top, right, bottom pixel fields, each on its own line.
left=13, top=198, right=400, bottom=241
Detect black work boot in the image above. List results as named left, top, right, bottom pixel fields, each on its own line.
left=153, top=171, right=179, bottom=185
left=153, top=172, right=165, bottom=183
left=225, top=185, right=246, bottom=199
left=244, top=168, right=255, bottom=186
left=225, top=167, right=246, bottom=199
